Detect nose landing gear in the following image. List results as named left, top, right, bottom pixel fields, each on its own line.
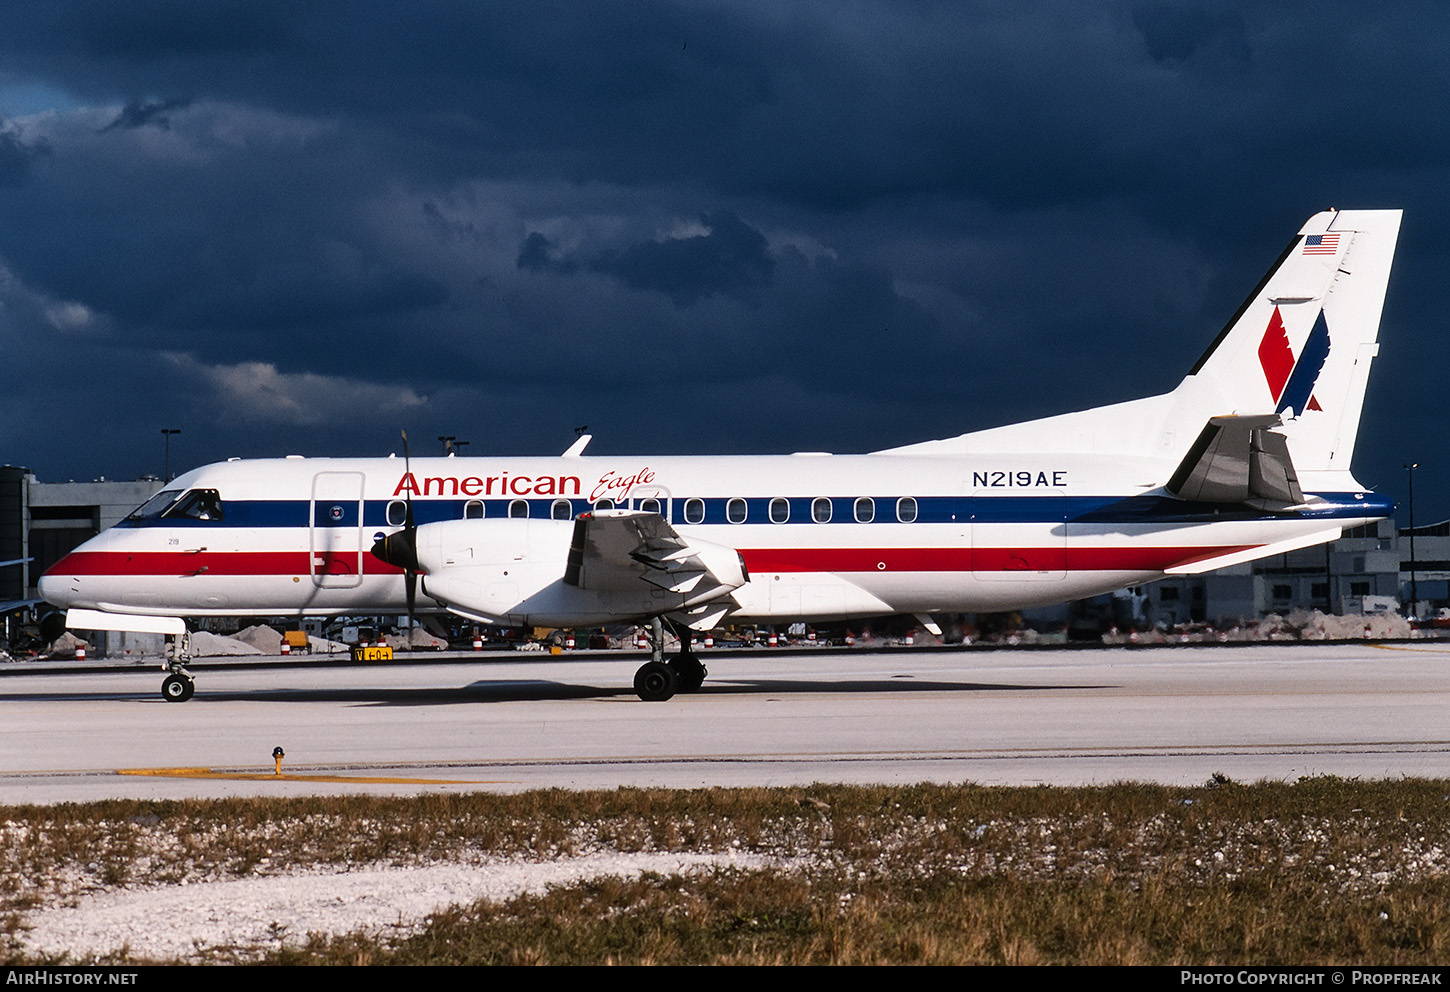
left=161, top=631, right=196, bottom=703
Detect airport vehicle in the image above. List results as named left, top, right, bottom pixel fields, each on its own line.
left=40, top=209, right=1401, bottom=701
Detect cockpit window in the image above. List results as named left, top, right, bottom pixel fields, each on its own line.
left=161, top=489, right=225, bottom=522
left=126, top=489, right=183, bottom=521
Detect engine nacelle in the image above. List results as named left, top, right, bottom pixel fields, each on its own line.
left=411, top=516, right=747, bottom=627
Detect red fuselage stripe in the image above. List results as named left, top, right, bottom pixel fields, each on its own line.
left=742, top=547, right=1253, bottom=572
left=48, top=546, right=1254, bottom=577
left=47, top=550, right=403, bottom=577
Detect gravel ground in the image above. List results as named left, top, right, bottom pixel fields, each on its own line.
left=20, top=851, right=773, bottom=963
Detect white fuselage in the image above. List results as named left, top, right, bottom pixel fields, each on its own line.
left=38, top=451, right=1389, bottom=628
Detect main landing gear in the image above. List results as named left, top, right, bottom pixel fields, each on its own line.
left=161, top=631, right=196, bottom=703
left=632, top=617, right=708, bottom=702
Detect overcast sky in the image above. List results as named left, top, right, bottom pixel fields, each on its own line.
left=0, top=2, right=1443, bottom=520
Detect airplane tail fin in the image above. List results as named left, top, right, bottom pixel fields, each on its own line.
left=876, top=208, right=1401, bottom=480
left=1177, top=208, right=1401, bottom=474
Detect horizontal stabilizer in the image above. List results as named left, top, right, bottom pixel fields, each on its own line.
left=1166, top=415, right=1304, bottom=506
left=1165, top=527, right=1344, bottom=575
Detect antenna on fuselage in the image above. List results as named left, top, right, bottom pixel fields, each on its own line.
left=563, top=425, right=592, bottom=458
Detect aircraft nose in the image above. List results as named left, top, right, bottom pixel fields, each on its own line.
left=37, top=566, right=75, bottom=608
left=37, top=537, right=103, bottom=608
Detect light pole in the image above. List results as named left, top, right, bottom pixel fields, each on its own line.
left=438, top=435, right=456, bottom=455
left=161, top=428, right=181, bottom=482
left=1405, top=462, right=1419, bottom=618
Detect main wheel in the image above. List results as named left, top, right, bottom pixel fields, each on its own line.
left=161, top=673, right=195, bottom=703
left=633, top=660, right=679, bottom=701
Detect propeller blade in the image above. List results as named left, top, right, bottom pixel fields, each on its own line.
left=401, top=429, right=416, bottom=626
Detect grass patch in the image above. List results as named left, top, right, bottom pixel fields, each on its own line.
left=4, top=778, right=1450, bottom=964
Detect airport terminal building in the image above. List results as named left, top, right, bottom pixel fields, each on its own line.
left=1130, top=519, right=1410, bottom=628
left=0, top=467, right=164, bottom=608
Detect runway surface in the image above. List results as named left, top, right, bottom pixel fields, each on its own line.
left=3, top=642, right=1449, bottom=803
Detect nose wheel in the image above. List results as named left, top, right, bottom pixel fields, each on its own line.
left=162, top=672, right=195, bottom=702
left=161, top=631, right=196, bottom=702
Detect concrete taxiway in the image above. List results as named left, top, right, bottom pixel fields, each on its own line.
left=2, top=642, right=1449, bottom=803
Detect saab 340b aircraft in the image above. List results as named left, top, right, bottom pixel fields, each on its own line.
left=41, top=208, right=1401, bottom=702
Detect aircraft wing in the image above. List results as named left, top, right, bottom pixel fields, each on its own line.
left=1166, top=415, right=1305, bottom=508
left=564, top=509, right=747, bottom=597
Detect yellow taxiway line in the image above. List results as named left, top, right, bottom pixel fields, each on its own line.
left=118, top=767, right=500, bottom=784
left=1369, top=642, right=1450, bottom=655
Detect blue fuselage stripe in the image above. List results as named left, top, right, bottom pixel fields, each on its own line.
left=117, top=492, right=1393, bottom=530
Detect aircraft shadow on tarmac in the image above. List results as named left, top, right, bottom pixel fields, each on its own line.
left=159, top=675, right=1115, bottom=705
left=0, top=675, right=1115, bottom=705
left=0, top=663, right=1122, bottom=703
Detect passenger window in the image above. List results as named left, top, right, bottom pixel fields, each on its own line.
left=854, top=497, right=874, bottom=523
left=594, top=498, right=614, bottom=511
left=509, top=499, right=529, bottom=519
left=897, top=497, right=918, bottom=523
left=812, top=497, right=832, bottom=523
left=464, top=500, right=484, bottom=519
left=769, top=498, right=789, bottom=524
left=684, top=498, right=705, bottom=525
left=552, top=499, right=572, bottom=520
left=387, top=500, right=408, bottom=526
left=726, top=498, right=747, bottom=524
left=639, top=498, right=661, bottom=514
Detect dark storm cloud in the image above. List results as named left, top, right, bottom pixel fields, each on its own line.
left=515, top=233, right=578, bottom=276
left=1132, top=4, right=1251, bottom=65
left=65, top=0, right=293, bottom=59
left=518, top=211, right=774, bottom=307
left=99, top=97, right=192, bottom=132
left=0, top=3, right=1248, bottom=210
left=166, top=266, right=452, bottom=335
left=0, top=102, right=452, bottom=375
left=2, top=3, right=1444, bottom=216
left=0, top=129, right=46, bottom=186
